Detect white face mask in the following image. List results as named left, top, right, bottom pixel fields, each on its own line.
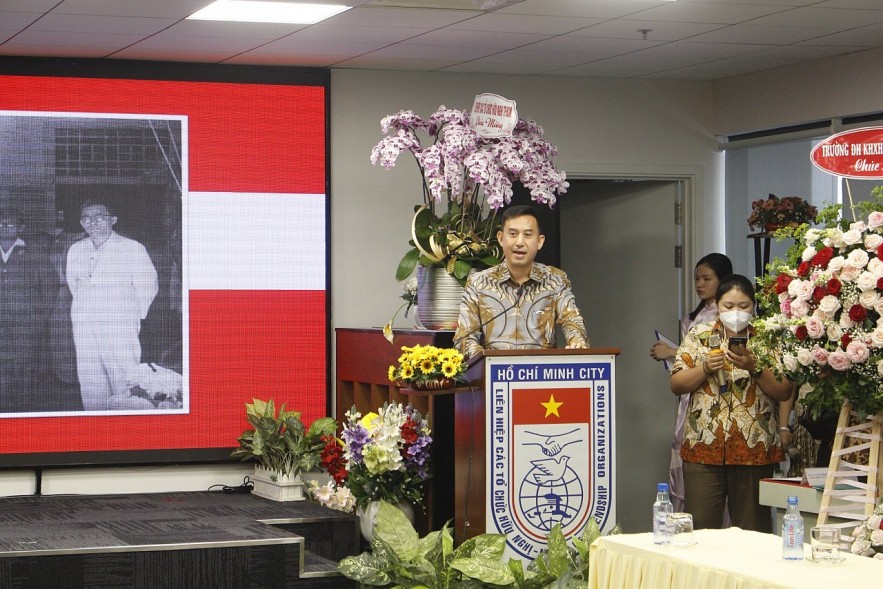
left=719, top=310, right=752, bottom=333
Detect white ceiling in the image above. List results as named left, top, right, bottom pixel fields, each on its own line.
left=1, top=0, right=882, bottom=80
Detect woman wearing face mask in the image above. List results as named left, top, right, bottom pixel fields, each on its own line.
left=650, top=253, right=732, bottom=512
left=670, top=274, right=793, bottom=533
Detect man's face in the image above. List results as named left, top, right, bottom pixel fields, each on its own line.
left=80, top=205, right=116, bottom=240
left=0, top=216, right=21, bottom=242
left=497, top=214, right=544, bottom=274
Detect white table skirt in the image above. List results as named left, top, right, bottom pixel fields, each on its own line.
left=588, top=527, right=882, bottom=589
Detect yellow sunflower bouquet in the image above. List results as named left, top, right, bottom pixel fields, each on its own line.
left=388, top=344, right=466, bottom=390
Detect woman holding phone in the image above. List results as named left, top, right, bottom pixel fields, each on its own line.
left=650, top=253, right=732, bottom=512
left=670, top=274, right=792, bottom=532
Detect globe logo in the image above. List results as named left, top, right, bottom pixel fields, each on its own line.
left=518, top=455, right=584, bottom=533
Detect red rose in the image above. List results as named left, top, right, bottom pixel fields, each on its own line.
left=812, top=286, right=827, bottom=303
left=841, top=333, right=852, bottom=348
left=811, top=247, right=834, bottom=268
left=848, top=304, right=867, bottom=323
left=775, top=274, right=793, bottom=294
left=827, top=278, right=842, bottom=296
left=878, top=276, right=883, bottom=291
left=797, top=261, right=811, bottom=277
left=400, top=419, right=419, bottom=444
left=878, top=243, right=883, bottom=260
left=795, top=325, right=808, bottom=341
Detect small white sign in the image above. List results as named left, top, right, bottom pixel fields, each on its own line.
left=470, top=93, right=517, bottom=138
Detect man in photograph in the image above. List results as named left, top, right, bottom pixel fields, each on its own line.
left=0, top=208, right=56, bottom=412
left=67, top=201, right=158, bottom=411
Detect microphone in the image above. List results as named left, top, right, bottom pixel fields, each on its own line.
left=453, top=286, right=524, bottom=347
left=707, top=333, right=726, bottom=387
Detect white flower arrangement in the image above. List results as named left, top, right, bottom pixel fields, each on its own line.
left=849, top=501, right=883, bottom=559
left=306, top=480, right=356, bottom=513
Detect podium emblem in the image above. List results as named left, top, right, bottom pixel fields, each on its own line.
left=486, top=356, right=616, bottom=560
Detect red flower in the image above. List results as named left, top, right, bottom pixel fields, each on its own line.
left=795, top=325, right=808, bottom=341
left=812, top=286, right=827, bottom=303
left=827, top=278, right=842, bottom=296
left=811, top=247, right=834, bottom=268
left=878, top=243, right=883, bottom=260
left=877, top=276, right=883, bottom=291
left=849, top=304, right=867, bottom=323
left=320, top=435, right=348, bottom=485
left=400, top=418, right=419, bottom=444
left=841, top=333, right=852, bottom=348
left=797, top=261, right=811, bottom=277
left=775, top=274, right=793, bottom=294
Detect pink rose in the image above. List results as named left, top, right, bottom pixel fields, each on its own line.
left=828, top=350, right=852, bottom=371
left=846, top=340, right=870, bottom=363
left=811, top=345, right=829, bottom=366
left=804, top=316, right=825, bottom=339
left=868, top=211, right=883, bottom=231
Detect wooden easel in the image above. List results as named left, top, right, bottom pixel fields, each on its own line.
left=816, top=401, right=883, bottom=531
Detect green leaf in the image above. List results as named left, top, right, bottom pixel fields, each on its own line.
left=375, top=501, right=420, bottom=561
left=396, top=248, right=419, bottom=281
left=337, top=552, right=394, bottom=585
left=469, top=533, right=508, bottom=560
left=544, top=525, right=570, bottom=577
left=451, top=555, right=515, bottom=586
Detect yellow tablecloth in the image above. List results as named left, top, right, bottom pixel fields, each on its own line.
left=588, top=528, right=882, bottom=589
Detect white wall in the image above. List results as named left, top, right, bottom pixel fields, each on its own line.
left=713, top=47, right=883, bottom=136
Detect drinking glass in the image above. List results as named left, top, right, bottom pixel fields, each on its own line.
left=667, top=512, right=695, bottom=546
left=810, top=527, right=841, bottom=562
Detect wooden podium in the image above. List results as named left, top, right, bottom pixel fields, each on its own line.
left=444, top=348, right=620, bottom=557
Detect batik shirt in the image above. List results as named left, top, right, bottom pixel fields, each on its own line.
left=453, top=262, right=588, bottom=359
left=671, top=320, right=784, bottom=466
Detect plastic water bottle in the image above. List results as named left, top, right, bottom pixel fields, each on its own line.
left=653, top=482, right=673, bottom=544
left=782, top=495, right=804, bottom=560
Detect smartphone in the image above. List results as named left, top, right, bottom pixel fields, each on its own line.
left=729, top=336, right=748, bottom=349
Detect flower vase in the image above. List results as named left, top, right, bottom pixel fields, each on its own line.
left=416, top=266, right=467, bottom=330
left=356, top=500, right=415, bottom=543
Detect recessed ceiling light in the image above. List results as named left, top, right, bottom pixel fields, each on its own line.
left=187, top=1, right=351, bottom=24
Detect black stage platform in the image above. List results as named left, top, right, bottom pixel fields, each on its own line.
left=0, top=491, right=360, bottom=588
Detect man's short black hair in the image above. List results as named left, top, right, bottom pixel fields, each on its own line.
left=80, top=201, right=115, bottom=217
left=501, top=204, right=543, bottom=234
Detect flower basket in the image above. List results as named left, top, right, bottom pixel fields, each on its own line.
left=748, top=194, right=817, bottom=231
left=388, top=344, right=465, bottom=389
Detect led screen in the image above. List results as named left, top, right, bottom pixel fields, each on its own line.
left=0, top=59, right=328, bottom=467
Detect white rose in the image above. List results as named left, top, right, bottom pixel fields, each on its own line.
left=788, top=279, right=814, bottom=302
left=860, top=290, right=881, bottom=310
left=839, top=313, right=854, bottom=329
left=872, top=529, right=883, bottom=546
left=828, top=256, right=846, bottom=272
left=827, top=323, right=843, bottom=341
left=846, top=341, right=870, bottom=363
left=856, top=271, right=878, bottom=291
left=782, top=354, right=798, bottom=372
left=850, top=220, right=867, bottom=233
left=818, top=295, right=841, bottom=316
left=868, top=211, right=883, bottom=231
left=865, top=233, right=883, bottom=251
left=842, top=228, right=863, bottom=246
left=796, top=347, right=814, bottom=366
left=801, top=245, right=817, bottom=262
left=839, top=264, right=860, bottom=282
left=847, top=248, right=870, bottom=268
left=868, top=257, right=883, bottom=276
left=804, top=228, right=820, bottom=244
left=871, top=327, right=883, bottom=348
left=790, top=298, right=809, bottom=318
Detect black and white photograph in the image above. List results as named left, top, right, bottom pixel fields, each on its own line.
left=0, top=112, right=185, bottom=416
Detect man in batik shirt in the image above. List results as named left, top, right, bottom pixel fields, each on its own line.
left=454, top=205, right=588, bottom=359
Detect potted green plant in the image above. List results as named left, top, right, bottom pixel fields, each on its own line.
left=231, top=398, right=337, bottom=501
left=338, top=501, right=620, bottom=588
